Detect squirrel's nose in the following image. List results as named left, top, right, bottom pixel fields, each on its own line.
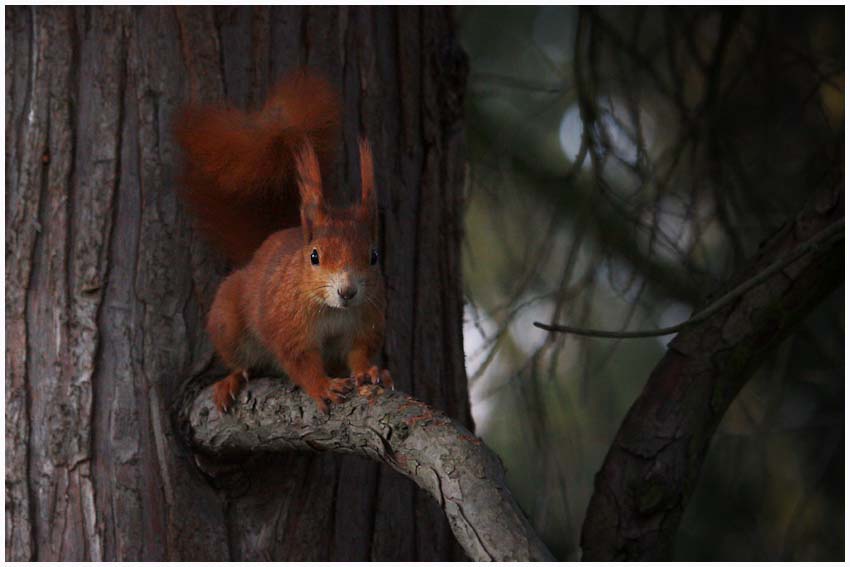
left=337, top=285, right=358, bottom=301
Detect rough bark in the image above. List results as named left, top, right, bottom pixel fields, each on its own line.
left=6, top=6, right=471, bottom=561
left=580, top=185, right=844, bottom=560
left=179, top=379, right=554, bottom=561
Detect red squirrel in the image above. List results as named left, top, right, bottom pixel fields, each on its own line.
left=175, top=71, right=392, bottom=414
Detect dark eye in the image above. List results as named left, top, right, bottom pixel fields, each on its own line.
left=310, top=249, right=320, bottom=265
left=370, top=248, right=379, bottom=266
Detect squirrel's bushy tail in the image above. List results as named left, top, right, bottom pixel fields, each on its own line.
left=175, top=70, right=340, bottom=264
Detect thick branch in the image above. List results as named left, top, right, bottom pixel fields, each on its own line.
left=183, top=379, right=555, bottom=562
left=580, top=186, right=844, bottom=560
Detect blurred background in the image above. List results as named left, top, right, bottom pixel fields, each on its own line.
left=457, top=6, right=843, bottom=561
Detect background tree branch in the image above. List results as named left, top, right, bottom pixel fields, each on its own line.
left=180, top=378, right=555, bottom=562
left=580, top=185, right=844, bottom=560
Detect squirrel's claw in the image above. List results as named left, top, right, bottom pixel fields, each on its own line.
left=353, top=366, right=394, bottom=390
left=213, top=381, right=235, bottom=413
left=312, top=377, right=354, bottom=413
left=212, top=370, right=249, bottom=414
left=380, top=369, right=395, bottom=391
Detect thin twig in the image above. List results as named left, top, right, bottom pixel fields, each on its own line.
left=534, top=218, right=844, bottom=338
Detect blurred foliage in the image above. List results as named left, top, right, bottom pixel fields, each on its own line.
left=457, top=6, right=843, bottom=561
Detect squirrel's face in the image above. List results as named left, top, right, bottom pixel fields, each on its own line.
left=301, top=216, right=381, bottom=310
left=295, top=137, right=382, bottom=310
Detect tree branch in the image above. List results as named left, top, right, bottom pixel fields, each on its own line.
left=580, top=186, right=844, bottom=560
left=183, top=378, right=555, bottom=562
left=534, top=219, right=844, bottom=338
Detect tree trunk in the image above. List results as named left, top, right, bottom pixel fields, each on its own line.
left=6, top=6, right=470, bottom=561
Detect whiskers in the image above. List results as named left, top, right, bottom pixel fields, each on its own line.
left=361, top=291, right=383, bottom=311
left=301, top=282, right=334, bottom=310
left=302, top=274, right=380, bottom=311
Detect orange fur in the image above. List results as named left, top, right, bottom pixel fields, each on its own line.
left=358, top=137, right=375, bottom=207
left=175, top=73, right=389, bottom=413
left=174, top=70, right=341, bottom=265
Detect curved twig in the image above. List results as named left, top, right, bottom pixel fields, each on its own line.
left=185, top=378, right=555, bottom=562
left=534, top=218, right=844, bottom=338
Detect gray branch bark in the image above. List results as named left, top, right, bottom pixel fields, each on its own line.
left=183, top=378, right=555, bottom=562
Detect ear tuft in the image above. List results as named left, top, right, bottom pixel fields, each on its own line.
left=359, top=137, right=376, bottom=212
left=295, top=141, right=323, bottom=207
left=295, top=141, right=324, bottom=240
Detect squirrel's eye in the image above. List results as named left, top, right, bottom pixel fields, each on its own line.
left=370, top=248, right=379, bottom=266
left=310, top=249, right=320, bottom=265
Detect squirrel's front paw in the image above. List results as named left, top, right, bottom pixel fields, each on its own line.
left=310, top=377, right=354, bottom=414
left=352, top=366, right=394, bottom=390
left=213, top=370, right=249, bottom=413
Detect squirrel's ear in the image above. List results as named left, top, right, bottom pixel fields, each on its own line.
left=357, top=137, right=378, bottom=237
left=359, top=137, right=375, bottom=210
left=295, top=141, right=325, bottom=241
